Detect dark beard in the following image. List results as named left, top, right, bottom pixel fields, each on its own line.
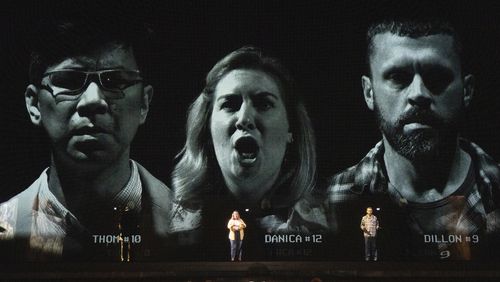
left=374, top=104, right=460, bottom=162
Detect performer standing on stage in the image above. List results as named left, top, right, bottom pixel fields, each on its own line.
left=361, top=207, right=379, bottom=261
left=227, top=211, right=246, bottom=261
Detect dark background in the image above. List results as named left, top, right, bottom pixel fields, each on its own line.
left=1, top=0, right=499, bottom=214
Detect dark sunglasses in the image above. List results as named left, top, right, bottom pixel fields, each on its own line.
left=40, top=69, right=143, bottom=100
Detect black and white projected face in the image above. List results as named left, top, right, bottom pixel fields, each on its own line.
left=368, top=33, right=469, bottom=161
left=210, top=69, right=291, bottom=203
left=30, top=44, right=152, bottom=167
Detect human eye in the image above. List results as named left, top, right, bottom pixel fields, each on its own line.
left=385, top=70, right=413, bottom=88
left=423, top=67, right=454, bottom=94
left=253, top=93, right=276, bottom=111
left=254, top=97, right=274, bottom=111
left=101, top=71, right=140, bottom=90
left=219, top=96, right=241, bottom=112
left=49, top=71, right=85, bottom=91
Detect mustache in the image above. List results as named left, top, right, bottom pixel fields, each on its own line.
left=71, top=125, right=110, bottom=135
left=396, top=108, right=443, bottom=128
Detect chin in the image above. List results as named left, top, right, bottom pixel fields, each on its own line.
left=226, top=169, right=262, bottom=188
left=231, top=184, right=264, bottom=203
left=401, top=142, right=437, bottom=162
left=230, top=161, right=259, bottom=177
left=67, top=149, right=116, bottom=165
left=395, top=132, right=442, bottom=162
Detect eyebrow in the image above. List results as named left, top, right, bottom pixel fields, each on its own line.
left=381, top=60, right=455, bottom=76
left=68, top=57, right=129, bottom=70
left=381, top=65, right=412, bottom=77
left=253, top=91, right=279, bottom=100
left=70, top=57, right=95, bottom=67
left=216, top=91, right=278, bottom=101
left=96, top=66, right=127, bottom=71
left=419, top=63, right=455, bottom=75
left=57, top=66, right=128, bottom=71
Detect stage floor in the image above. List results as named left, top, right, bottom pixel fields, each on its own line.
left=2, top=261, right=500, bottom=281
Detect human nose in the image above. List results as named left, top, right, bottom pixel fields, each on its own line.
left=76, top=82, right=108, bottom=115
left=407, top=75, right=432, bottom=108
left=235, top=102, right=256, bottom=131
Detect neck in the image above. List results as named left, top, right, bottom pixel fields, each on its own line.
left=382, top=137, right=471, bottom=203
left=47, top=152, right=132, bottom=219
left=224, top=172, right=279, bottom=207
left=225, top=181, right=268, bottom=207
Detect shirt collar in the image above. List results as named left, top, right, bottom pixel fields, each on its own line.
left=111, top=160, right=142, bottom=213
left=460, top=140, right=500, bottom=212
left=37, top=168, right=79, bottom=228
left=355, top=139, right=500, bottom=206
left=352, top=140, right=387, bottom=194
left=37, top=160, right=143, bottom=224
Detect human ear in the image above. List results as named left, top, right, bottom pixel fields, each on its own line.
left=361, top=75, right=374, bottom=110
left=287, top=132, right=293, bottom=144
left=463, top=74, right=474, bottom=108
left=139, top=85, right=154, bottom=124
left=25, top=85, right=42, bottom=126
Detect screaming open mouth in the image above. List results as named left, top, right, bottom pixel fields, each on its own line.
left=235, top=136, right=259, bottom=166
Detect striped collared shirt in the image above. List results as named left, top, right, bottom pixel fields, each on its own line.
left=0, top=160, right=142, bottom=258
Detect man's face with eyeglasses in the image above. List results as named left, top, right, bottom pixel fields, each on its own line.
left=25, top=43, right=153, bottom=169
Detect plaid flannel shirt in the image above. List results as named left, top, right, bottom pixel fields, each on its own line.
left=326, top=139, right=500, bottom=259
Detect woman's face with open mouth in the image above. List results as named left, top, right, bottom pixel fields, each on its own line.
left=210, top=69, right=291, bottom=203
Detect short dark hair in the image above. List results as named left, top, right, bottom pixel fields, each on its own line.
left=365, top=19, right=463, bottom=76
left=28, top=16, right=154, bottom=85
